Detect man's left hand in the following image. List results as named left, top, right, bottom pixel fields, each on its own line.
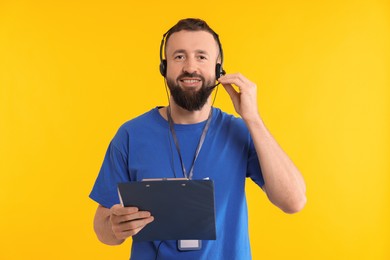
left=218, top=73, right=260, bottom=123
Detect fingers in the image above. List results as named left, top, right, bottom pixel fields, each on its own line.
left=111, top=208, right=152, bottom=224
left=112, top=215, right=154, bottom=240
left=110, top=204, right=139, bottom=216
left=218, top=73, right=255, bottom=91
left=222, top=83, right=240, bottom=105
left=217, top=72, right=260, bottom=121
left=109, top=204, right=154, bottom=239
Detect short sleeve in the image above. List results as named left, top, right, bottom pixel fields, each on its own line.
left=89, top=138, right=131, bottom=209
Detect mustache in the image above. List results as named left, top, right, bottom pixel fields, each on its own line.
left=177, top=72, right=205, bottom=81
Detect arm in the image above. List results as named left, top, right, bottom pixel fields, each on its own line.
left=218, top=73, right=306, bottom=214
left=93, top=204, right=154, bottom=245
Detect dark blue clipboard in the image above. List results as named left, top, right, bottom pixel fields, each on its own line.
left=117, top=179, right=216, bottom=242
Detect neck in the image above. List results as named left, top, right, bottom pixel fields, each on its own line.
left=160, top=100, right=212, bottom=124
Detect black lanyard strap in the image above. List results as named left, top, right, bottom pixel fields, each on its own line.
left=167, top=106, right=213, bottom=180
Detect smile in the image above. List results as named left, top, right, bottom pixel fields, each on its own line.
left=180, top=79, right=201, bottom=83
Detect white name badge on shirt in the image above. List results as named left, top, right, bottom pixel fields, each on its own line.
left=177, top=240, right=202, bottom=251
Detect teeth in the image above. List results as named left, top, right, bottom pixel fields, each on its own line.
left=182, top=79, right=200, bottom=83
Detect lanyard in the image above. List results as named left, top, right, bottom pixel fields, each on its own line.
left=167, top=106, right=213, bottom=180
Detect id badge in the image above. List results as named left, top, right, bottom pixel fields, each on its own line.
left=177, top=240, right=202, bottom=251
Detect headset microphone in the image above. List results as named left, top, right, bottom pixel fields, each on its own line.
left=208, top=82, right=220, bottom=90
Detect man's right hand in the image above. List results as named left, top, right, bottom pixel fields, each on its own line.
left=109, top=204, right=154, bottom=240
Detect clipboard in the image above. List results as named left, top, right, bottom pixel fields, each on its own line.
left=117, top=179, right=217, bottom=242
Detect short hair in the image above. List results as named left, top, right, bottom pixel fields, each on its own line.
left=162, top=18, right=223, bottom=64
left=164, top=18, right=220, bottom=45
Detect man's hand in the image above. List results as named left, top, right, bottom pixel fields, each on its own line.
left=219, top=73, right=306, bottom=214
left=218, top=73, right=260, bottom=123
left=109, top=204, right=154, bottom=240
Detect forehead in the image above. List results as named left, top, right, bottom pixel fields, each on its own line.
left=165, top=30, right=219, bottom=55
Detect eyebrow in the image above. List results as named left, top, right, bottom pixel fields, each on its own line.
left=171, top=49, right=210, bottom=57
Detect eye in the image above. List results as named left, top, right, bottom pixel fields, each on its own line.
left=174, top=55, right=185, bottom=60
left=198, top=55, right=207, bottom=60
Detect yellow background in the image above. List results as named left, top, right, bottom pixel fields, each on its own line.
left=0, top=0, right=389, bottom=259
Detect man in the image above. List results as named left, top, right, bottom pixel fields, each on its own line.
left=90, top=18, right=306, bottom=259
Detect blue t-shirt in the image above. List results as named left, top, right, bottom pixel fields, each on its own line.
left=90, top=107, right=264, bottom=259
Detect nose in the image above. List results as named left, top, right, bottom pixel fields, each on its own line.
left=182, top=57, right=198, bottom=74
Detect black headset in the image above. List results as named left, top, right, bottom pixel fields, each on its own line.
left=159, top=29, right=226, bottom=79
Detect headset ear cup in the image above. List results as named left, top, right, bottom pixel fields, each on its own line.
left=160, top=60, right=167, bottom=77
left=215, top=63, right=224, bottom=79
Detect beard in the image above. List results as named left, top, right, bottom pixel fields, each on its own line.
left=166, top=72, right=215, bottom=111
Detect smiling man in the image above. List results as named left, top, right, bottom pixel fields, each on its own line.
left=165, top=30, right=218, bottom=112
left=90, top=18, right=306, bottom=259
